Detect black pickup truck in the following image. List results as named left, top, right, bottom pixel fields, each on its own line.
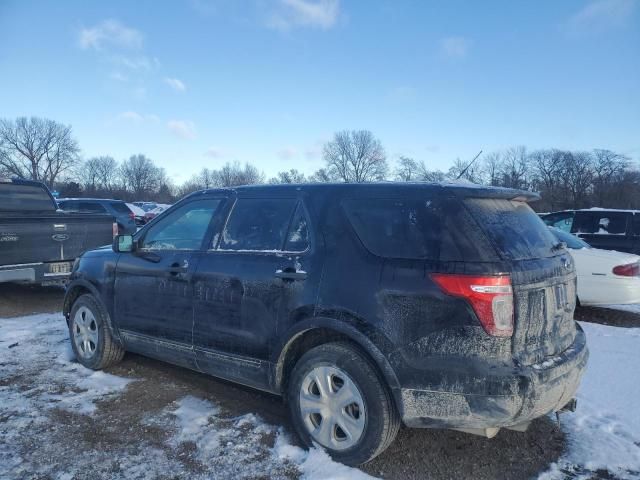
left=0, top=178, right=116, bottom=285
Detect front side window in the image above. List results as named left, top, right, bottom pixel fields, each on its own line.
left=141, top=199, right=220, bottom=250
left=219, top=198, right=297, bottom=251
left=543, top=212, right=574, bottom=232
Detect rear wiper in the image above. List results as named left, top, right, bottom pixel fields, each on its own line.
left=551, top=241, right=566, bottom=252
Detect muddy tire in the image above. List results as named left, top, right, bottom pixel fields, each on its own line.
left=287, top=342, right=400, bottom=466
left=68, top=294, right=124, bottom=370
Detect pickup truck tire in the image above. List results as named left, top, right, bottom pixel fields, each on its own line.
left=287, top=342, right=400, bottom=466
left=69, top=294, right=124, bottom=370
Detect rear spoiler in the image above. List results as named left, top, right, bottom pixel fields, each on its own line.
left=442, top=184, right=541, bottom=203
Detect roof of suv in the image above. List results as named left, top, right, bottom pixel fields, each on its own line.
left=189, top=182, right=540, bottom=202
left=58, top=198, right=126, bottom=203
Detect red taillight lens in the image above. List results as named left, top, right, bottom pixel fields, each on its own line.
left=612, top=263, right=640, bottom=277
left=129, top=212, right=135, bottom=220
left=112, top=222, right=119, bottom=238
left=431, top=274, right=514, bottom=337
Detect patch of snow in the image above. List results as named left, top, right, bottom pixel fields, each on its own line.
left=275, top=434, right=376, bottom=480
left=539, top=322, right=640, bottom=479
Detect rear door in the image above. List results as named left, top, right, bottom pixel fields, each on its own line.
left=572, top=211, right=633, bottom=253
left=464, top=198, right=578, bottom=365
left=192, top=195, right=316, bottom=387
left=114, top=198, right=222, bottom=367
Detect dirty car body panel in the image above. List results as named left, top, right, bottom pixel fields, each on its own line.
left=64, top=182, right=588, bottom=433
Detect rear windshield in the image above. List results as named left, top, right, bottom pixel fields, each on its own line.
left=342, top=197, right=495, bottom=261
left=110, top=201, right=132, bottom=214
left=463, top=198, right=558, bottom=260
left=0, top=183, right=55, bottom=211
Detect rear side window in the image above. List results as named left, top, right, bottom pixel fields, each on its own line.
left=79, top=202, right=107, bottom=213
left=572, top=211, right=629, bottom=235
left=0, top=183, right=55, bottom=211
left=110, top=202, right=132, bottom=214
left=220, top=198, right=297, bottom=251
left=464, top=198, right=557, bottom=260
left=343, top=197, right=494, bottom=261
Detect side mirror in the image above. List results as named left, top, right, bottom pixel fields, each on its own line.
left=113, top=234, right=135, bottom=253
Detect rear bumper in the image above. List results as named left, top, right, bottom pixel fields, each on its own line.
left=0, top=262, right=72, bottom=284
left=396, top=325, right=589, bottom=429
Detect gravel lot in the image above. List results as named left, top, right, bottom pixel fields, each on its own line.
left=1, top=284, right=638, bottom=480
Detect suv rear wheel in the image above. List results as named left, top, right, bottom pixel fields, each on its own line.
left=287, top=342, right=400, bottom=465
left=69, top=294, right=124, bottom=370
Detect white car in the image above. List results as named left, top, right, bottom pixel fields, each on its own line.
left=550, top=228, right=640, bottom=306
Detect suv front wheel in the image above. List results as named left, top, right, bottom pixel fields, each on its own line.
left=287, top=342, right=400, bottom=466
left=69, top=294, right=125, bottom=370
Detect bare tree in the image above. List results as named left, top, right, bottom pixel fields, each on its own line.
left=82, top=156, right=119, bottom=192
left=212, top=161, right=264, bottom=187
left=446, top=158, right=483, bottom=183
left=394, top=156, right=419, bottom=181
left=591, top=149, right=629, bottom=205
left=323, top=130, right=388, bottom=182
left=308, top=168, right=335, bottom=183
left=498, top=146, right=530, bottom=189
left=119, top=154, right=164, bottom=197
left=0, top=117, right=80, bottom=187
left=268, top=169, right=306, bottom=184
left=481, top=151, right=502, bottom=186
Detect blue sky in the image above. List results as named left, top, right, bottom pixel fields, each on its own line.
left=0, top=0, right=638, bottom=182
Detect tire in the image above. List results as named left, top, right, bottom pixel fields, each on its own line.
left=287, top=342, right=400, bottom=466
left=68, top=294, right=125, bottom=370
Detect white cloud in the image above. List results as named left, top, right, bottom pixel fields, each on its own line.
left=165, top=77, right=186, bottom=92
left=168, top=120, right=196, bottom=140
left=267, top=0, right=340, bottom=31
left=79, top=19, right=143, bottom=51
left=118, top=111, right=160, bottom=123
left=277, top=146, right=297, bottom=160
left=440, top=36, right=470, bottom=58
left=111, top=55, right=160, bottom=71
left=110, top=72, right=128, bottom=82
left=204, top=147, right=224, bottom=158
left=568, top=0, right=636, bottom=33
left=119, top=111, right=143, bottom=122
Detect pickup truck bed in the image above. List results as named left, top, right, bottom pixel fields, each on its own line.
left=1, top=179, right=116, bottom=285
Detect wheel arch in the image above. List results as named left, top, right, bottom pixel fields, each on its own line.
left=63, top=280, right=122, bottom=346
left=273, top=317, right=401, bottom=403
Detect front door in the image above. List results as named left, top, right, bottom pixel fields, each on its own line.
left=114, top=198, right=222, bottom=367
left=192, top=197, right=314, bottom=388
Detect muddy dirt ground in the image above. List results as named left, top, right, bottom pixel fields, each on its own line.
left=1, top=283, right=636, bottom=479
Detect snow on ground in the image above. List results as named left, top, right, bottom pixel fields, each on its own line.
left=2, top=312, right=639, bottom=479
left=540, top=322, right=640, bottom=479
left=0, top=313, right=373, bottom=479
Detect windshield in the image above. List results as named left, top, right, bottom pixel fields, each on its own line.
left=549, top=227, right=590, bottom=249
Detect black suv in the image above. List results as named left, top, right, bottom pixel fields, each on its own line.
left=63, top=183, right=588, bottom=465
left=57, top=198, right=137, bottom=235
left=542, top=208, right=640, bottom=254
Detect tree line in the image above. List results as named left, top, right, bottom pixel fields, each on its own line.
left=1, top=116, right=637, bottom=212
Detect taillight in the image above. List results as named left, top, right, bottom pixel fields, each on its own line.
left=612, top=263, right=640, bottom=277
left=112, top=222, right=119, bottom=238
left=129, top=212, right=135, bottom=220
left=431, top=274, right=514, bottom=337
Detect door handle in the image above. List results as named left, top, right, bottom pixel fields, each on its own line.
left=274, top=269, right=307, bottom=281
left=168, top=260, right=189, bottom=276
